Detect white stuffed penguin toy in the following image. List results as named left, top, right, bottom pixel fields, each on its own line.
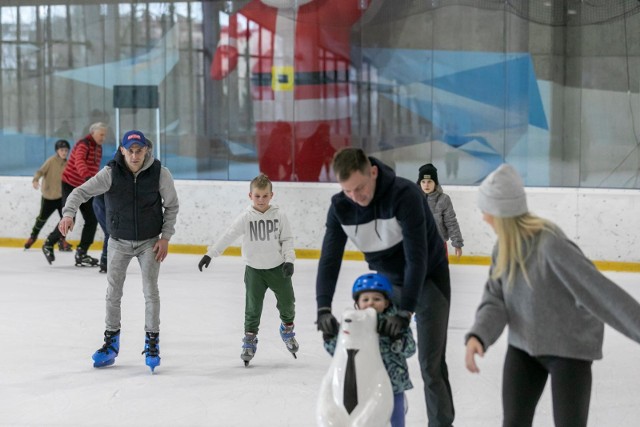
left=317, top=307, right=393, bottom=427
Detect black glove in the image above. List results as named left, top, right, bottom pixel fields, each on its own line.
left=316, top=307, right=339, bottom=339
left=198, top=255, right=212, bottom=272
left=378, top=310, right=412, bottom=340
left=282, top=262, right=294, bottom=278
left=323, top=332, right=337, bottom=343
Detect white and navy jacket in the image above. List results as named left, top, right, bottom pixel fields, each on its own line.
left=316, top=158, right=448, bottom=312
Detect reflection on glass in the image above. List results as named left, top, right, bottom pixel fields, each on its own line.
left=0, top=2, right=637, bottom=188
left=211, top=0, right=372, bottom=182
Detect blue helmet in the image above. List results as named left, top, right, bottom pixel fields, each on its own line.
left=352, top=273, right=393, bottom=300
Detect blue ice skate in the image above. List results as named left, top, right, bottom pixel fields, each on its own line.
left=141, top=332, right=160, bottom=372
left=92, top=330, right=120, bottom=368
left=279, top=323, right=299, bottom=359
left=241, top=333, right=258, bottom=367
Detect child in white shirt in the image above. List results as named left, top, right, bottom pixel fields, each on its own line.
left=198, top=173, right=297, bottom=365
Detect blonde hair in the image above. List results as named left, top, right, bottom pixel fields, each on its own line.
left=250, top=173, right=272, bottom=192
left=491, top=213, right=555, bottom=286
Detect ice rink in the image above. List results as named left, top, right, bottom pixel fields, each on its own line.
left=2, top=246, right=640, bottom=426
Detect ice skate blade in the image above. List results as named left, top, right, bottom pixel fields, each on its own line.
left=42, top=250, right=54, bottom=264
left=240, top=350, right=254, bottom=363
left=241, top=353, right=254, bottom=366
left=144, top=356, right=161, bottom=372
left=145, top=358, right=161, bottom=372
left=93, top=359, right=115, bottom=368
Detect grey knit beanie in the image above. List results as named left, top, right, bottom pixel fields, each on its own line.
left=478, top=164, right=528, bottom=218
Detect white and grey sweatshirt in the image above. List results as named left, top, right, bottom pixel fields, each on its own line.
left=466, top=225, right=640, bottom=361
left=206, top=204, right=295, bottom=270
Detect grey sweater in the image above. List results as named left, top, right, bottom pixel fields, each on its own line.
left=467, top=226, right=640, bottom=361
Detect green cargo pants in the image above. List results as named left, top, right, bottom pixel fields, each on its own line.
left=244, top=264, right=295, bottom=333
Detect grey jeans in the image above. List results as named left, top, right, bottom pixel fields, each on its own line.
left=105, top=237, right=161, bottom=332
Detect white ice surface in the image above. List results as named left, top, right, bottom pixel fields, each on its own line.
left=1, top=247, right=640, bottom=426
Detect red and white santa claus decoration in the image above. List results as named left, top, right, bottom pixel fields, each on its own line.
left=212, top=0, right=372, bottom=181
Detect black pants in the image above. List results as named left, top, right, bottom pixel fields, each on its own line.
left=502, top=345, right=592, bottom=427
left=30, top=197, right=62, bottom=238
left=93, top=193, right=109, bottom=264
left=392, top=266, right=454, bottom=427
left=46, top=181, right=97, bottom=252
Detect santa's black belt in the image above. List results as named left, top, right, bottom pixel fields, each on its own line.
left=250, top=70, right=349, bottom=86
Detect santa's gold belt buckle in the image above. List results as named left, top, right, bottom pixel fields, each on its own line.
left=272, top=66, right=294, bottom=91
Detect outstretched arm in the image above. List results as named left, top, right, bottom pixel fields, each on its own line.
left=59, top=167, right=112, bottom=236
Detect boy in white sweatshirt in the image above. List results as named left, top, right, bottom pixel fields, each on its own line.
left=198, top=174, right=297, bottom=365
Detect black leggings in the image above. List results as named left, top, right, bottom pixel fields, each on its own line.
left=46, top=181, right=97, bottom=251
left=502, top=345, right=592, bottom=427
left=30, top=197, right=62, bottom=238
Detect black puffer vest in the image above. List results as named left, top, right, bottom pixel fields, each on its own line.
left=105, top=152, right=163, bottom=240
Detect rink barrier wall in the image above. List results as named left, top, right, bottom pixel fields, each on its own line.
left=2, top=177, right=639, bottom=272
left=2, top=240, right=639, bottom=273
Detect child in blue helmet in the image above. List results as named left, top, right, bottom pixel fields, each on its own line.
left=323, top=273, right=416, bottom=427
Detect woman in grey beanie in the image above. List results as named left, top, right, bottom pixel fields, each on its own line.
left=465, top=163, right=640, bottom=426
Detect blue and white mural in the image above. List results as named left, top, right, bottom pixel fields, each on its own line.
left=355, top=48, right=550, bottom=184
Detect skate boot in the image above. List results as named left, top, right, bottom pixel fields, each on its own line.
left=241, top=332, right=258, bottom=367
left=41, top=241, right=55, bottom=264
left=279, top=323, right=299, bottom=359
left=58, top=238, right=73, bottom=252
left=92, top=329, right=120, bottom=368
left=24, top=236, right=36, bottom=250
left=99, top=254, right=107, bottom=273
left=75, top=248, right=99, bottom=267
left=141, top=332, right=160, bottom=372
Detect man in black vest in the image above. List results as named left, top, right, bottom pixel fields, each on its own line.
left=58, top=130, right=179, bottom=372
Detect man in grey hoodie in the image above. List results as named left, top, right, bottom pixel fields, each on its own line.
left=58, top=130, right=179, bottom=372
